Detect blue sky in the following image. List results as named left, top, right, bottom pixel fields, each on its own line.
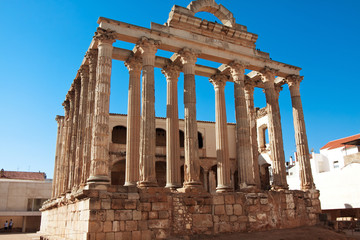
left=0, top=0, right=359, bottom=178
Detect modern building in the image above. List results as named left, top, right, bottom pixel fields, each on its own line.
left=0, top=169, right=52, bottom=232
left=287, top=134, right=360, bottom=221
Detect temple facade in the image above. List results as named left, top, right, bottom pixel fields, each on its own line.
left=40, top=1, right=321, bottom=239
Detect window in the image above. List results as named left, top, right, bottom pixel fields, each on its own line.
left=27, top=198, right=47, bottom=211
left=112, top=126, right=127, bottom=144
left=333, top=161, right=339, bottom=169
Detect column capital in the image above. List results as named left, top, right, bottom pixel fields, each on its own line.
left=161, top=63, right=181, bottom=80
left=85, top=49, right=98, bottom=63
left=209, top=73, right=227, bottom=89
left=228, top=60, right=248, bottom=79
left=136, top=37, right=160, bottom=56
left=79, top=65, right=89, bottom=79
left=179, top=48, right=200, bottom=66
left=286, top=75, right=303, bottom=88
left=260, top=67, right=279, bottom=83
left=93, top=27, right=116, bottom=44
left=274, top=85, right=283, bottom=99
left=55, top=115, right=64, bottom=123
left=244, top=78, right=256, bottom=93
left=67, top=89, right=75, bottom=100
left=125, top=56, right=142, bottom=73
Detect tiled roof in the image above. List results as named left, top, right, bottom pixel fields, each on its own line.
left=320, top=133, right=360, bottom=150
left=0, top=170, right=46, bottom=181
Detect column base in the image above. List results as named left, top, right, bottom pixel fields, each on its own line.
left=86, top=175, right=110, bottom=190
left=183, top=181, right=202, bottom=189
left=165, top=183, right=182, bottom=189
left=124, top=181, right=138, bottom=187
left=216, top=185, right=233, bottom=193
left=138, top=181, right=158, bottom=188
left=271, top=184, right=289, bottom=191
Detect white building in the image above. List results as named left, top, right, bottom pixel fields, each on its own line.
left=287, top=133, right=360, bottom=220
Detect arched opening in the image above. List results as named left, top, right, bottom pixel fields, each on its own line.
left=156, top=128, right=166, bottom=147
left=179, top=130, right=184, bottom=148
left=111, top=160, right=125, bottom=185
left=155, top=161, right=166, bottom=187
left=112, top=126, right=126, bottom=144
left=198, top=132, right=203, bottom=149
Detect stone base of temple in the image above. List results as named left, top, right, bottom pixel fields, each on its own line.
left=39, top=186, right=321, bottom=240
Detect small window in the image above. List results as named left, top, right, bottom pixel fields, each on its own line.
left=27, top=198, right=47, bottom=211
left=112, top=126, right=127, bottom=144
left=333, top=161, right=339, bottom=169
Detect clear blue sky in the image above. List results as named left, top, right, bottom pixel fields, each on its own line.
left=1, top=0, right=359, bottom=179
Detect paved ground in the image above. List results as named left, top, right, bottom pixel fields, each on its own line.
left=0, top=227, right=359, bottom=239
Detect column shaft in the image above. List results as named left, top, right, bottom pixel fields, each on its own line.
left=210, top=74, right=232, bottom=192
left=179, top=48, right=201, bottom=188
left=124, top=57, right=142, bottom=186
left=68, top=79, right=80, bottom=191
left=261, top=68, right=288, bottom=190
left=82, top=49, right=97, bottom=185
left=287, top=75, right=315, bottom=190
left=162, top=64, right=181, bottom=188
left=244, top=82, right=261, bottom=189
left=87, top=28, right=116, bottom=186
left=63, top=92, right=74, bottom=193
left=230, top=62, right=255, bottom=189
left=138, top=37, right=159, bottom=187
left=52, top=116, right=64, bottom=198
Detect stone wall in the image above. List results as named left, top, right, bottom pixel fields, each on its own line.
left=40, top=187, right=321, bottom=240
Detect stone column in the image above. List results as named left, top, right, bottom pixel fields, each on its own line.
left=137, top=37, right=160, bottom=187
left=260, top=67, right=288, bottom=190
left=203, top=168, right=209, bottom=192
left=74, top=65, right=89, bottom=189
left=229, top=61, right=255, bottom=189
left=179, top=48, right=202, bottom=188
left=209, top=73, right=232, bottom=192
left=87, top=28, right=116, bottom=187
left=162, top=63, right=181, bottom=188
left=124, top=56, right=142, bottom=186
left=60, top=98, right=71, bottom=194
left=81, top=49, right=97, bottom=186
left=244, top=80, right=261, bottom=189
left=68, top=78, right=80, bottom=191
left=52, top=115, right=64, bottom=198
left=286, top=75, right=315, bottom=190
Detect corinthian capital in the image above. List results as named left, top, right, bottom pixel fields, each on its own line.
left=209, top=73, right=227, bottom=89
left=79, top=64, right=89, bottom=80
left=161, top=63, right=181, bottom=80
left=228, top=60, right=248, bottom=78
left=93, top=27, right=116, bottom=44
left=286, top=75, right=303, bottom=88
left=260, top=66, right=279, bottom=83
left=178, top=48, right=200, bottom=66
left=125, top=56, right=142, bottom=72
left=85, top=49, right=98, bottom=64
left=244, top=77, right=256, bottom=93
left=136, top=37, right=160, bottom=56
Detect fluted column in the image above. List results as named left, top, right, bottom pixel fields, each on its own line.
left=137, top=37, right=160, bottom=187
left=53, top=115, right=64, bottom=198
left=179, top=48, right=202, bottom=188
left=68, top=78, right=80, bottom=191
left=73, top=65, right=89, bottom=190
left=210, top=73, right=232, bottom=192
left=260, top=67, right=288, bottom=190
left=244, top=80, right=261, bottom=189
left=229, top=61, right=255, bottom=189
left=63, top=93, right=74, bottom=193
left=286, top=75, right=315, bottom=190
left=87, top=28, right=116, bottom=187
left=81, top=49, right=97, bottom=186
left=124, top=56, right=142, bottom=186
left=162, top=63, right=181, bottom=188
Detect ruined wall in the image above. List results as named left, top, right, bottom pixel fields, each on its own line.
left=40, top=187, right=320, bottom=240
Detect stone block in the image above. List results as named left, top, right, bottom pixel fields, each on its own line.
left=142, top=212, right=149, bottom=220
left=141, top=230, right=153, bottom=240
left=89, top=199, right=101, bottom=210
left=225, top=205, right=234, bottom=215
left=235, top=194, right=245, bottom=204
left=101, top=199, right=111, bottom=209
left=128, top=193, right=140, bottom=200
left=158, top=211, right=169, bottom=219
left=132, top=231, right=141, bottom=240
left=115, top=210, right=132, bottom=221
left=141, top=202, right=151, bottom=211
left=124, top=199, right=137, bottom=209
left=119, top=221, right=125, bottom=231
left=198, top=205, right=212, bottom=214
left=257, top=213, right=267, bottom=221
left=96, top=233, right=105, bottom=239
left=214, top=205, right=225, bottom=215
left=233, top=204, right=243, bottom=216
left=155, top=229, right=167, bottom=239
left=126, top=220, right=138, bottom=231
left=133, top=210, right=142, bottom=220
left=106, top=210, right=114, bottom=221
left=260, top=198, right=268, bottom=205
left=115, top=231, right=131, bottom=240
left=230, top=215, right=238, bottom=222
left=152, top=202, right=168, bottom=211
left=224, top=195, right=235, bottom=204
left=138, top=220, right=148, bottom=230
left=112, top=221, right=119, bottom=232
left=149, top=211, right=159, bottom=219
left=103, top=221, right=112, bottom=232
left=213, top=195, right=224, bottom=205
left=105, top=232, right=114, bottom=240
left=89, top=221, right=102, bottom=232
left=148, top=219, right=169, bottom=229
left=111, top=199, right=124, bottom=209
